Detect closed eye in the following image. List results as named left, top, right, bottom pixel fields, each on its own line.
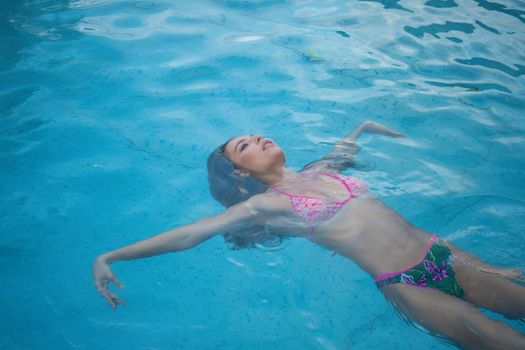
left=240, top=143, right=248, bottom=152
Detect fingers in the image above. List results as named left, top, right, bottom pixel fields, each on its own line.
left=95, top=279, right=126, bottom=310
left=106, top=290, right=126, bottom=308
left=111, top=276, right=125, bottom=289
left=100, top=289, right=126, bottom=310
left=95, top=278, right=109, bottom=292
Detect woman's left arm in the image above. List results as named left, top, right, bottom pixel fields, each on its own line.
left=302, top=120, right=404, bottom=172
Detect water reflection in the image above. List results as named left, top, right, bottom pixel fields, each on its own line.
left=405, top=21, right=475, bottom=39
left=1, top=0, right=524, bottom=349
left=473, top=0, right=525, bottom=24
left=359, top=0, right=413, bottom=12
left=455, top=57, right=525, bottom=78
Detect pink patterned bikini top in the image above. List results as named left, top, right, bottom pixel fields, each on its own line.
left=270, top=172, right=367, bottom=232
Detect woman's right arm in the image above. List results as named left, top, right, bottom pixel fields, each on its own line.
left=302, top=120, right=404, bottom=173
left=93, top=195, right=270, bottom=309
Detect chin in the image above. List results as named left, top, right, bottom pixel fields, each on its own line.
left=270, top=148, right=285, bottom=166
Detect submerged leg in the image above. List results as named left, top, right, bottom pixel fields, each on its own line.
left=381, top=283, right=525, bottom=350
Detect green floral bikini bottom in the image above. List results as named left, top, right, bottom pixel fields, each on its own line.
left=375, top=235, right=465, bottom=299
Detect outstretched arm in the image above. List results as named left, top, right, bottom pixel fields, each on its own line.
left=302, top=120, right=404, bottom=173
left=93, top=195, right=269, bottom=309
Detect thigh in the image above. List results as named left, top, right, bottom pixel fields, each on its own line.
left=453, top=262, right=525, bottom=319
left=381, top=283, right=525, bottom=350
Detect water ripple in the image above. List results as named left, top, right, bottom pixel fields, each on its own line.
left=473, top=0, right=525, bottom=23
left=359, top=0, right=413, bottom=12
left=405, top=21, right=475, bottom=39
left=2, top=0, right=525, bottom=349
left=455, top=57, right=525, bottom=77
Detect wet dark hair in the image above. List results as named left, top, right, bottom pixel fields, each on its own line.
left=206, top=139, right=284, bottom=250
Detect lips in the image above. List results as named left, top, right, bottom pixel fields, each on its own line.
left=262, top=139, right=274, bottom=151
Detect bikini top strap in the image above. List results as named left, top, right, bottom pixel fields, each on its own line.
left=270, top=186, right=294, bottom=198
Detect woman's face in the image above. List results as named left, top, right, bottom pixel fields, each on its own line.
left=224, top=134, right=285, bottom=175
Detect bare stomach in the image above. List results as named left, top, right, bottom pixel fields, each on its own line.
left=310, top=195, right=437, bottom=278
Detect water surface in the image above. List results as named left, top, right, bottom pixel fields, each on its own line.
left=1, top=0, right=524, bottom=349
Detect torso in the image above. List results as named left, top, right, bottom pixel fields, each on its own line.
left=262, top=171, right=435, bottom=278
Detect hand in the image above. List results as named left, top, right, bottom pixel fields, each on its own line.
left=364, top=121, right=405, bottom=138
left=92, top=256, right=126, bottom=310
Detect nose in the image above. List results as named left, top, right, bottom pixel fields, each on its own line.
left=253, top=135, right=263, bottom=144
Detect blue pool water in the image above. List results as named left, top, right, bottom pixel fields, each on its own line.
left=1, top=0, right=525, bottom=349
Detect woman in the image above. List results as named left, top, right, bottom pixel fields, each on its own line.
left=93, top=121, right=525, bottom=349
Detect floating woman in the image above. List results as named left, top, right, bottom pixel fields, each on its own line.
left=93, top=120, right=525, bottom=349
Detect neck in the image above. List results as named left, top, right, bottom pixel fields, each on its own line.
left=254, top=167, right=299, bottom=187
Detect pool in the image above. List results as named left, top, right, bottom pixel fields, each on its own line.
left=1, top=0, right=524, bottom=349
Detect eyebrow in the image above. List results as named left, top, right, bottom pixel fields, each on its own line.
left=234, top=138, right=246, bottom=153
left=233, top=134, right=254, bottom=153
